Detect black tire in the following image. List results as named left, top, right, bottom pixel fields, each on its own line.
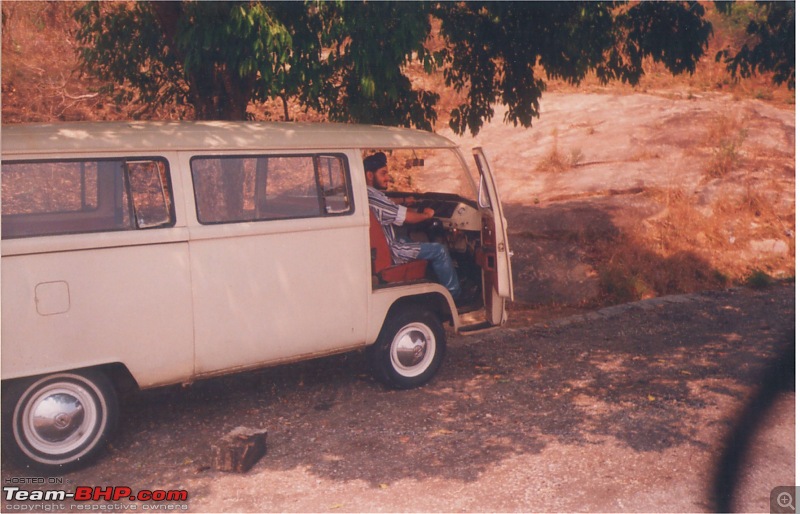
left=368, top=307, right=446, bottom=389
left=2, top=370, right=118, bottom=473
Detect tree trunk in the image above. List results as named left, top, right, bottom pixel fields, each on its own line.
left=282, top=95, right=291, bottom=121
left=185, top=66, right=251, bottom=121
left=152, top=2, right=251, bottom=121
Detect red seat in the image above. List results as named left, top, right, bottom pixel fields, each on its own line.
left=369, top=211, right=428, bottom=283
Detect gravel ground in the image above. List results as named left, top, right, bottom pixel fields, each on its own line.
left=1, top=283, right=794, bottom=513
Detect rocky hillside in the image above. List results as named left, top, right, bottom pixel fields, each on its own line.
left=445, top=92, right=794, bottom=308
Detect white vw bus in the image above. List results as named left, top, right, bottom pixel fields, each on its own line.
left=1, top=121, right=513, bottom=471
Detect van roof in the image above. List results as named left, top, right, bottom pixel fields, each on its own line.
left=2, top=121, right=458, bottom=156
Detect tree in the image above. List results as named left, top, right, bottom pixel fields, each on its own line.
left=715, top=1, right=795, bottom=90
left=435, top=2, right=713, bottom=135
left=74, top=1, right=440, bottom=125
left=75, top=2, right=299, bottom=120
left=313, top=1, right=441, bottom=130
left=74, top=1, right=714, bottom=133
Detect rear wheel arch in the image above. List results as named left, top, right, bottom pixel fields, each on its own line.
left=96, top=362, right=140, bottom=397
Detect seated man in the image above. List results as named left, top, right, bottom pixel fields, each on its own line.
left=364, top=152, right=461, bottom=300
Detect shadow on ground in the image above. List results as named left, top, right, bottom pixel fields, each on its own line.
left=504, top=199, right=730, bottom=307
left=6, top=284, right=787, bottom=503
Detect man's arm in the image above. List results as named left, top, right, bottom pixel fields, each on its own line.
left=405, top=208, right=435, bottom=224
left=368, top=187, right=434, bottom=225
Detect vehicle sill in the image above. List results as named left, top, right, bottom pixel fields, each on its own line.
left=457, top=321, right=496, bottom=335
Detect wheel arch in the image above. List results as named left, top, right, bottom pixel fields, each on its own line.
left=368, top=289, right=456, bottom=345
left=387, top=293, right=453, bottom=325
left=2, top=362, right=140, bottom=398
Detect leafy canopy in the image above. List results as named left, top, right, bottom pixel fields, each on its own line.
left=715, top=1, right=795, bottom=90
left=435, top=1, right=713, bottom=134
left=75, top=1, right=720, bottom=133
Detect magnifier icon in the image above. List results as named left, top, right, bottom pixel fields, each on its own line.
left=777, top=491, right=795, bottom=511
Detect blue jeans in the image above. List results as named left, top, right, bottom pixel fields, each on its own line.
left=416, top=242, right=461, bottom=299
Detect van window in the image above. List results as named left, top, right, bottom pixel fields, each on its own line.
left=1, top=158, right=174, bottom=239
left=191, top=154, right=352, bottom=224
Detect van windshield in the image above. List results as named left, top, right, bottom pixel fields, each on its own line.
left=363, top=148, right=476, bottom=200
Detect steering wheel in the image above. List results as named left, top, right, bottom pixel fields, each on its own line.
left=418, top=216, right=445, bottom=239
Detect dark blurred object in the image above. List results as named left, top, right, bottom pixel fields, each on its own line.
left=713, top=332, right=795, bottom=512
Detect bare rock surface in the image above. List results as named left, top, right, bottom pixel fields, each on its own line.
left=445, top=92, right=795, bottom=306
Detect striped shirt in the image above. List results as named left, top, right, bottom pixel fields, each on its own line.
left=367, top=186, right=422, bottom=264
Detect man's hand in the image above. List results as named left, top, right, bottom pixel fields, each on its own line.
left=405, top=207, right=435, bottom=224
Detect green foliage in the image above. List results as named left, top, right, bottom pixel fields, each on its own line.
left=435, top=2, right=713, bottom=135
left=316, top=1, right=441, bottom=130
left=74, top=1, right=715, bottom=130
left=715, top=1, right=795, bottom=90
left=74, top=2, right=288, bottom=119
left=74, top=3, right=183, bottom=114
left=73, top=1, right=439, bottom=125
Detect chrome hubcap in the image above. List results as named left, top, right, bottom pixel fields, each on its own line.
left=391, top=323, right=435, bottom=377
left=18, top=380, right=100, bottom=459
left=33, top=393, right=86, bottom=442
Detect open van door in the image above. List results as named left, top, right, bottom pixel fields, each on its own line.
left=471, top=147, right=514, bottom=327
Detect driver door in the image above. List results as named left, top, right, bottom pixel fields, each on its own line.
left=472, top=147, right=514, bottom=326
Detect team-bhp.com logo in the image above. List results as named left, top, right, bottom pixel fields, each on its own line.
left=4, top=485, right=189, bottom=510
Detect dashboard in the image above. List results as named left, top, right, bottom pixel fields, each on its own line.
left=388, top=193, right=482, bottom=231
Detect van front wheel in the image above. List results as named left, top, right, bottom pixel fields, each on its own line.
left=368, top=307, right=446, bottom=390
left=2, top=371, right=118, bottom=472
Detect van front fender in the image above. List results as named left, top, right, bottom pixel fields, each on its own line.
left=367, top=285, right=458, bottom=344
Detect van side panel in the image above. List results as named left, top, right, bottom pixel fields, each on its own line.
left=1, top=240, right=194, bottom=388
left=188, top=218, right=370, bottom=375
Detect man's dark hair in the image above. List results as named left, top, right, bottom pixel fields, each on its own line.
left=363, top=152, right=387, bottom=173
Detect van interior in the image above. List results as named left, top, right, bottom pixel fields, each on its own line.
left=364, top=148, right=487, bottom=314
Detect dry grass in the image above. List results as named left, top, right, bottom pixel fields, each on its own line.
left=590, top=182, right=795, bottom=304
left=703, top=115, right=748, bottom=179
left=535, top=129, right=584, bottom=172
left=590, top=190, right=726, bottom=304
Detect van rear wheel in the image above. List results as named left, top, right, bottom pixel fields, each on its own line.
left=368, top=307, right=446, bottom=389
left=2, top=370, right=118, bottom=472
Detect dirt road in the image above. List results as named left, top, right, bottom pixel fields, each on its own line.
left=2, top=283, right=793, bottom=512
